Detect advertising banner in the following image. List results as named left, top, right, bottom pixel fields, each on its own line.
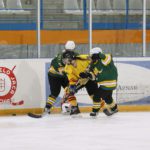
left=49, top=57, right=150, bottom=107
left=0, top=59, right=48, bottom=110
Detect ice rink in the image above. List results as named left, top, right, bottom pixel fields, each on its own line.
left=0, top=112, right=150, bottom=150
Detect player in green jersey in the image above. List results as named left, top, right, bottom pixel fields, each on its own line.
left=79, top=47, right=118, bottom=117
left=45, top=41, right=79, bottom=114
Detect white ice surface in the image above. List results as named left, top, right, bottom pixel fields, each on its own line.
left=0, top=112, right=150, bottom=150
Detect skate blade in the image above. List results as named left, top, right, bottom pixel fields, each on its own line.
left=103, top=109, right=118, bottom=116
left=61, top=112, right=70, bottom=115
left=90, top=115, right=98, bottom=119
left=70, top=113, right=82, bottom=118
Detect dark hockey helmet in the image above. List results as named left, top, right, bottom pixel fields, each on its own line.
left=62, top=51, right=76, bottom=65
left=62, top=51, right=76, bottom=60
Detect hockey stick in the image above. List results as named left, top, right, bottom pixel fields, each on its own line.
left=28, top=111, right=47, bottom=118
left=27, top=92, right=75, bottom=118
left=28, top=82, right=85, bottom=118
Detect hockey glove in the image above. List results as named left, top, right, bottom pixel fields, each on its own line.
left=91, top=53, right=100, bottom=63
left=69, top=85, right=76, bottom=94
left=79, top=72, right=92, bottom=79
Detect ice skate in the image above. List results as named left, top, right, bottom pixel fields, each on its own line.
left=103, top=104, right=118, bottom=116
left=90, top=112, right=99, bottom=118
left=70, top=105, right=82, bottom=118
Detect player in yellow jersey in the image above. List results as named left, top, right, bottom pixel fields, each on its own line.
left=62, top=51, right=105, bottom=116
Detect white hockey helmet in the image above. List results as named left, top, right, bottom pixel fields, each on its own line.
left=90, top=47, right=102, bottom=55
left=65, top=40, right=76, bottom=50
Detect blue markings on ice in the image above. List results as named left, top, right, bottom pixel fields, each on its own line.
left=0, top=112, right=150, bottom=150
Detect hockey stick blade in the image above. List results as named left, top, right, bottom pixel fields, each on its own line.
left=27, top=112, right=43, bottom=118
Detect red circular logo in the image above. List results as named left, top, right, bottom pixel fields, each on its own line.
left=0, top=67, right=17, bottom=100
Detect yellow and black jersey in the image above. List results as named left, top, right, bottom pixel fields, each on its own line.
left=64, top=55, right=90, bottom=85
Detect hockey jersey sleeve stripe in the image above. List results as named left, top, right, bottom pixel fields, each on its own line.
left=98, top=80, right=117, bottom=87
left=101, top=54, right=111, bottom=66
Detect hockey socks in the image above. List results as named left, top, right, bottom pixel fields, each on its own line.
left=45, top=96, right=56, bottom=113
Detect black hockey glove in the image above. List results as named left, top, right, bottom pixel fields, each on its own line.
left=91, top=54, right=100, bottom=62
left=79, top=72, right=92, bottom=79
left=69, top=85, right=76, bottom=94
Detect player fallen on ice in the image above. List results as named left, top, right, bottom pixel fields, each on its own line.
left=79, top=47, right=118, bottom=117
left=45, top=41, right=79, bottom=114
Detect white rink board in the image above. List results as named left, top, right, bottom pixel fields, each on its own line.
left=0, top=57, right=150, bottom=111
left=0, top=59, right=50, bottom=109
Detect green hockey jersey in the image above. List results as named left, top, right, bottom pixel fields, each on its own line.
left=48, top=53, right=65, bottom=78
left=90, top=53, right=118, bottom=90
left=49, top=51, right=79, bottom=78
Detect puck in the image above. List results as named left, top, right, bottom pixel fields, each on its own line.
left=12, top=114, right=16, bottom=116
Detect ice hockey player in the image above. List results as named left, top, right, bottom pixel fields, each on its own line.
left=62, top=50, right=105, bottom=116
left=79, top=47, right=118, bottom=117
left=45, top=40, right=79, bottom=114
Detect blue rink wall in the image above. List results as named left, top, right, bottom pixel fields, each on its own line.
left=45, top=57, right=150, bottom=108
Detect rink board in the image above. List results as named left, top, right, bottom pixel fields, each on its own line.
left=0, top=57, right=150, bottom=115
left=1, top=105, right=150, bottom=116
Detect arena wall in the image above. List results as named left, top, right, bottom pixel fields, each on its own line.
left=0, top=57, right=150, bottom=115
left=0, top=30, right=150, bottom=44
